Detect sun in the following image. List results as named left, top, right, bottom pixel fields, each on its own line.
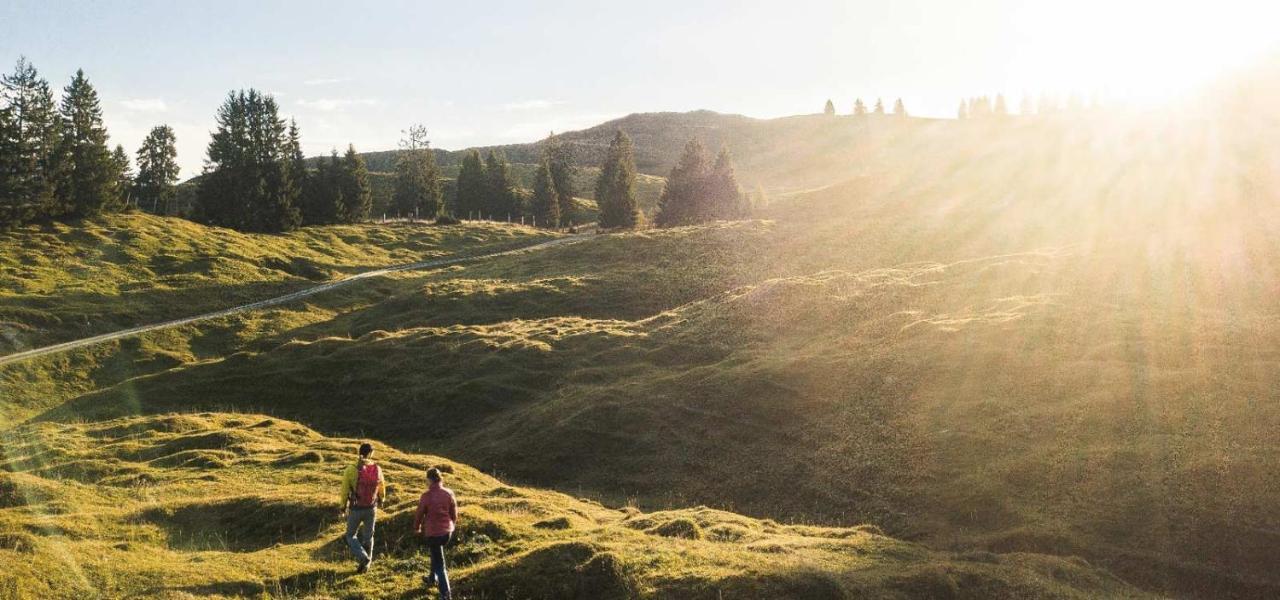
left=1008, top=0, right=1279, bottom=106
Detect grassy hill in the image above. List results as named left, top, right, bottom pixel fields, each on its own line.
left=6, top=71, right=1280, bottom=598
left=0, top=412, right=1141, bottom=599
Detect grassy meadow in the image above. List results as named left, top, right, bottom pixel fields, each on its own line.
left=3, top=86, right=1280, bottom=599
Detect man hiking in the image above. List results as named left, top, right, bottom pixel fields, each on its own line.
left=413, top=467, right=457, bottom=599
left=340, top=442, right=386, bottom=573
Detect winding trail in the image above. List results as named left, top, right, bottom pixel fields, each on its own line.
left=0, top=234, right=586, bottom=368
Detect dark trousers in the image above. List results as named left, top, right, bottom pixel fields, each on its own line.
left=426, top=533, right=452, bottom=597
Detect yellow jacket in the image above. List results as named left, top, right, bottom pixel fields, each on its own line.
left=340, top=458, right=386, bottom=507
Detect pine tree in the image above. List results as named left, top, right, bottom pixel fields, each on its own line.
left=823, top=99, right=836, bottom=116
left=339, top=144, right=370, bottom=223
left=707, top=147, right=746, bottom=219
left=0, top=57, right=62, bottom=225
left=196, top=89, right=299, bottom=232
left=544, top=134, right=575, bottom=226
left=484, top=150, right=516, bottom=220
left=873, top=98, right=885, bottom=115
left=893, top=98, right=907, bottom=118
left=312, top=149, right=344, bottom=224
left=135, top=125, right=179, bottom=214
left=655, top=137, right=710, bottom=227
left=392, top=124, right=442, bottom=219
left=957, top=99, right=968, bottom=120
left=111, top=145, right=132, bottom=209
left=595, top=130, right=640, bottom=229
left=56, top=70, right=119, bottom=217
left=455, top=150, right=486, bottom=219
left=853, top=98, right=867, bottom=116
left=531, top=158, right=559, bottom=228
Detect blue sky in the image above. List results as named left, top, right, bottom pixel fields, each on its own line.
left=2, top=0, right=1276, bottom=177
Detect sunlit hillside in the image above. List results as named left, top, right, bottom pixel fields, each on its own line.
left=0, top=412, right=1143, bottom=599
left=4, top=57, right=1280, bottom=600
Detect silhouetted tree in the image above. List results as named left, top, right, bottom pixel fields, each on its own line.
left=893, top=98, right=906, bottom=118
left=853, top=98, right=867, bottom=116
left=0, top=57, right=61, bottom=225
left=135, top=125, right=179, bottom=214
left=873, top=98, right=885, bottom=115
left=484, top=150, right=517, bottom=220
left=595, top=129, right=640, bottom=229
left=303, top=149, right=343, bottom=225
left=531, top=158, right=558, bottom=228
left=111, top=144, right=132, bottom=208
left=196, top=89, right=300, bottom=232
left=544, top=133, right=575, bottom=226
left=823, top=99, right=836, bottom=116
left=339, top=144, right=370, bottom=223
left=707, top=147, right=747, bottom=219
left=455, top=149, right=486, bottom=219
left=392, top=124, right=442, bottom=219
left=655, top=137, right=710, bottom=227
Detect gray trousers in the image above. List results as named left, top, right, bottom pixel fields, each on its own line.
left=345, top=506, right=376, bottom=564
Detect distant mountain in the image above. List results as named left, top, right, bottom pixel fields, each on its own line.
left=355, top=109, right=954, bottom=192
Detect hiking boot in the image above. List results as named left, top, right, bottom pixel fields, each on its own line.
left=356, top=560, right=369, bottom=574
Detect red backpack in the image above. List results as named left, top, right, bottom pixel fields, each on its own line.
left=352, top=463, right=381, bottom=508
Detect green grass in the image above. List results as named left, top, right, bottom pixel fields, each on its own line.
left=0, top=412, right=1142, bottom=599
left=0, top=212, right=560, bottom=353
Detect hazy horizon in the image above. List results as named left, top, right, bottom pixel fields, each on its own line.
left=3, top=0, right=1277, bottom=177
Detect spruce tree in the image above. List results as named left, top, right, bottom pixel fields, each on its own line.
left=0, top=57, right=62, bottom=225
left=484, top=150, right=516, bottom=220
left=853, top=98, right=867, bottom=116
left=707, top=147, right=746, bottom=219
left=314, top=149, right=344, bottom=224
left=873, top=98, right=885, bottom=115
left=544, top=134, right=575, bottom=226
left=595, top=129, right=640, bottom=229
left=111, top=145, right=132, bottom=209
left=340, top=144, right=370, bottom=223
left=531, top=158, right=559, bottom=228
left=455, top=150, right=486, bottom=219
left=284, top=119, right=314, bottom=223
left=893, top=98, right=907, bottom=118
left=196, top=89, right=299, bottom=232
left=135, top=125, right=179, bottom=214
left=823, top=99, right=836, bottom=116
left=57, top=69, right=118, bottom=217
left=655, top=137, right=710, bottom=227
left=392, top=124, right=442, bottom=219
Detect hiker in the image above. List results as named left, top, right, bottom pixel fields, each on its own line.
left=340, top=442, right=386, bottom=573
left=414, top=467, right=458, bottom=599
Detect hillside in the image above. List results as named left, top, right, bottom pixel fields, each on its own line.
left=6, top=74, right=1280, bottom=599
left=0, top=412, right=1141, bottom=599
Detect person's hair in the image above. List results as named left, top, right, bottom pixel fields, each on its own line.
left=358, top=442, right=373, bottom=457
left=426, top=467, right=442, bottom=482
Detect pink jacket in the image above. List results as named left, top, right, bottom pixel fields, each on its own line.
left=413, top=482, right=457, bottom=537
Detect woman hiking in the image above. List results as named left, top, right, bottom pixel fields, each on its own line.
left=414, top=467, right=458, bottom=599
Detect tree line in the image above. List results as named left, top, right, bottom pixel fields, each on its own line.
left=824, top=97, right=907, bottom=117
left=0, top=57, right=180, bottom=227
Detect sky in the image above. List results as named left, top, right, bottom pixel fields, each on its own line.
left=2, top=0, right=1277, bottom=177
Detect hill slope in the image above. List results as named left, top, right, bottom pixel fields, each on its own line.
left=0, top=412, right=1141, bottom=599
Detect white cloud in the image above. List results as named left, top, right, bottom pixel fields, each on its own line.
left=120, top=98, right=168, bottom=112
left=502, top=99, right=563, bottom=111
left=296, top=98, right=378, bottom=112
left=303, top=77, right=349, bottom=86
